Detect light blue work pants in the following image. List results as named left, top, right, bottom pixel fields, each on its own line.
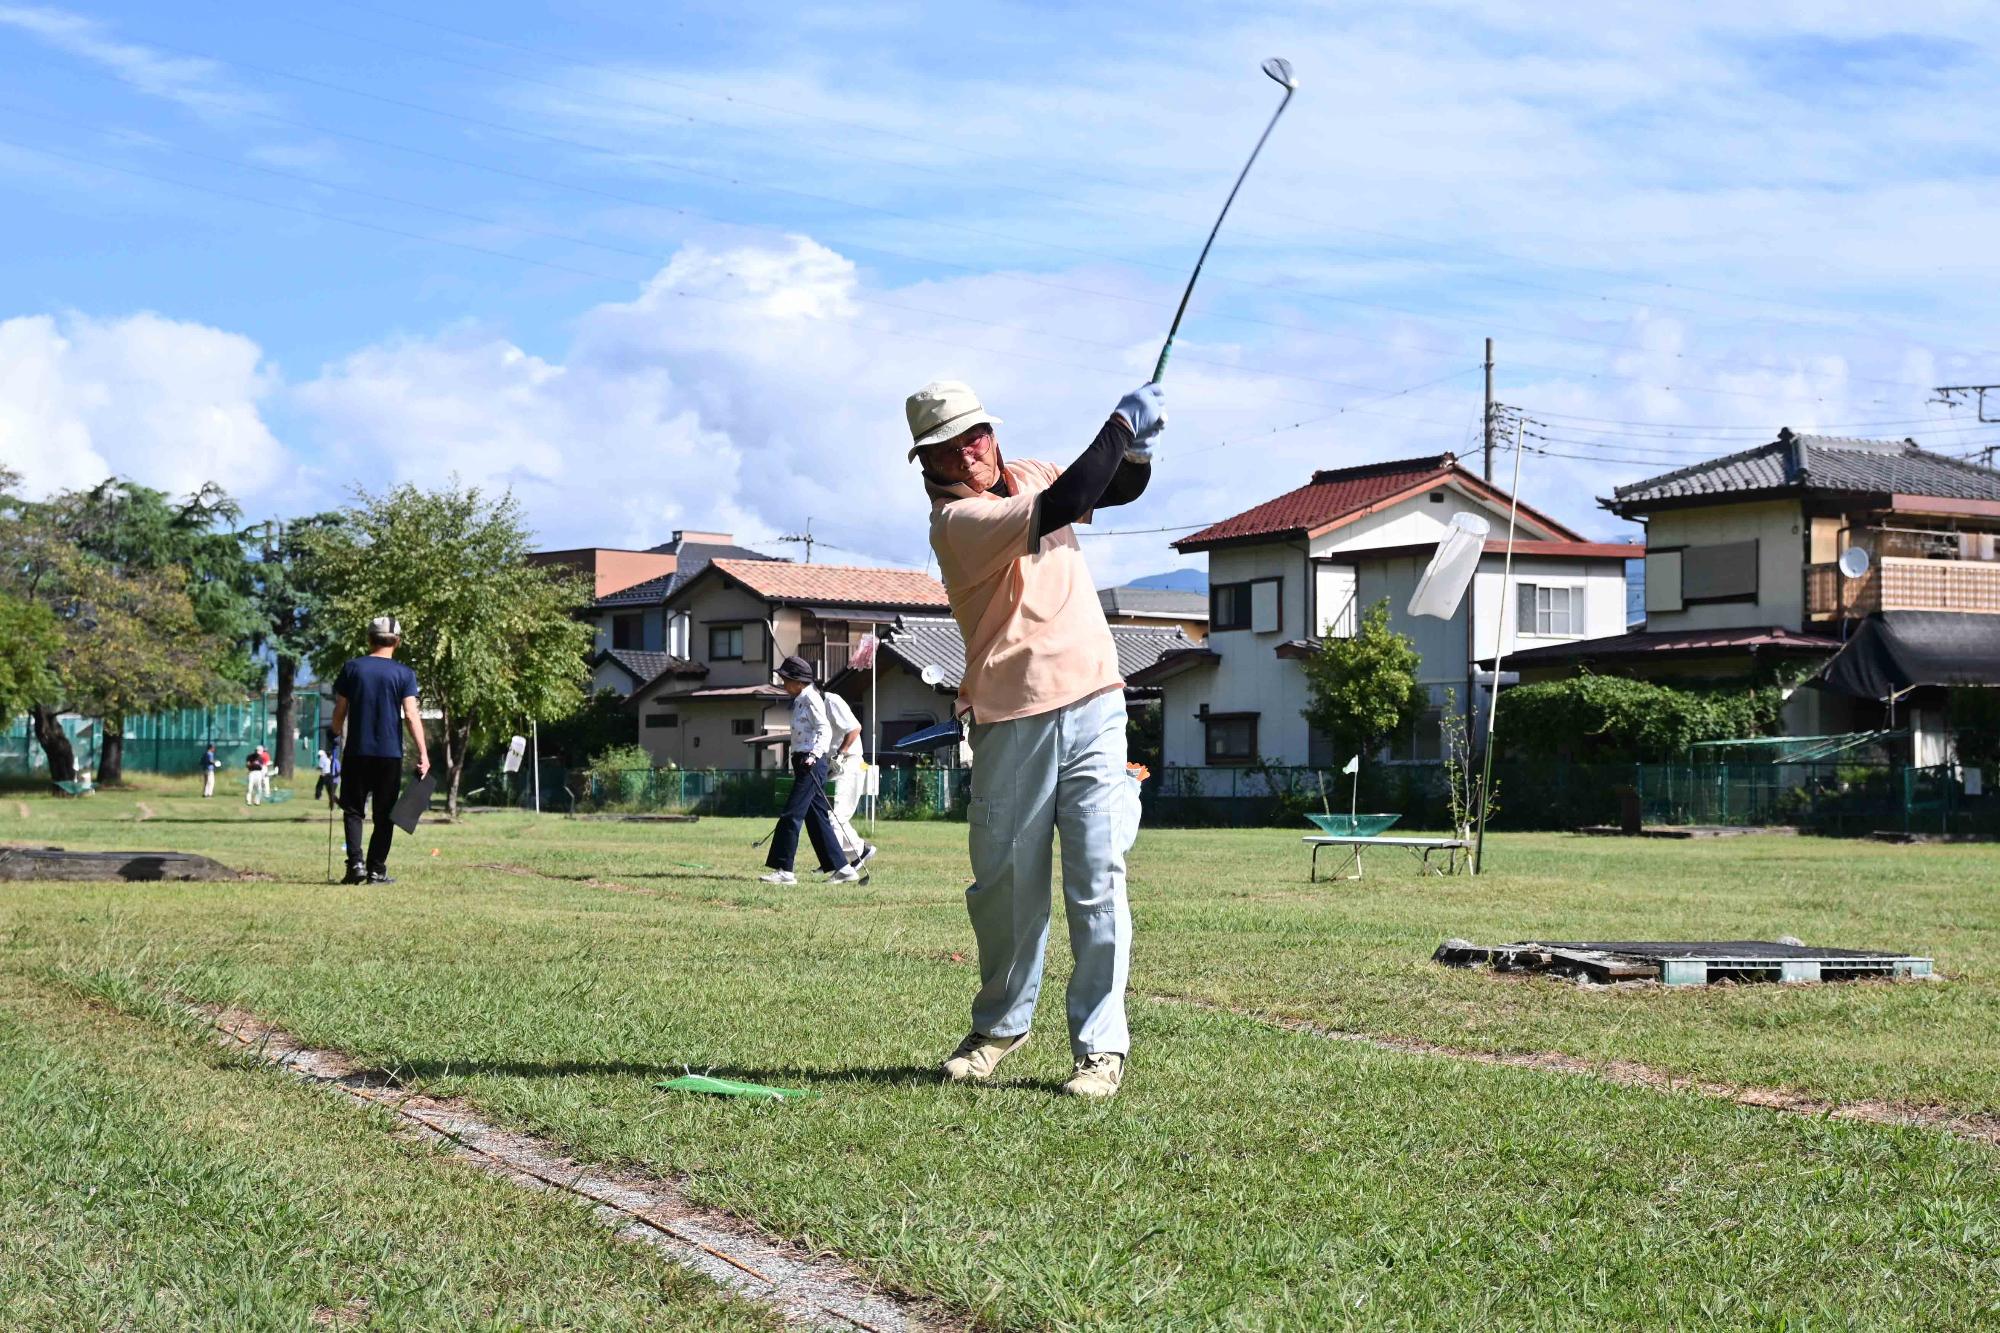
left=964, top=688, right=1135, bottom=1058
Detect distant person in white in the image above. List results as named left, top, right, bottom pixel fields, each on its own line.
left=759, top=655, right=860, bottom=886
left=822, top=687, right=877, bottom=878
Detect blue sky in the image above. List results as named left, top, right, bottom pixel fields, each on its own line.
left=4, top=1, right=1999, bottom=581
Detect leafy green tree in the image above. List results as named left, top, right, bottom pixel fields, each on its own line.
left=1300, top=599, right=1423, bottom=764
left=250, top=514, right=344, bottom=778
left=535, top=689, right=638, bottom=766
left=299, top=482, right=595, bottom=815
left=0, top=591, right=59, bottom=723
left=0, top=500, right=224, bottom=784
left=33, top=478, right=259, bottom=782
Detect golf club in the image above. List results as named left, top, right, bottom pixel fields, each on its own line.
left=1151, top=56, right=1298, bottom=382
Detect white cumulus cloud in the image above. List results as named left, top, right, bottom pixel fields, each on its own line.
left=0, top=311, right=283, bottom=500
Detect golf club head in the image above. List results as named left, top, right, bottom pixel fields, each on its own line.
left=1261, top=56, right=1297, bottom=90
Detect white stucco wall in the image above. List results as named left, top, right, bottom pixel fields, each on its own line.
left=1642, top=500, right=1806, bottom=631
left=1313, top=481, right=1558, bottom=557
left=1162, top=542, right=1629, bottom=769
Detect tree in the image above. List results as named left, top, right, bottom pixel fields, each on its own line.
left=250, top=515, right=344, bottom=779
left=1300, top=599, right=1423, bottom=764
left=0, top=591, right=59, bottom=723
left=299, top=482, right=595, bottom=815
left=34, top=478, right=260, bottom=782
left=0, top=474, right=236, bottom=784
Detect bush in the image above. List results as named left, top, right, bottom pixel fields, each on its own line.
left=583, top=742, right=654, bottom=808
left=1502, top=674, right=1783, bottom=761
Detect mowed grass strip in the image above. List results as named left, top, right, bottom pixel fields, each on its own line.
left=13, top=778, right=2000, bottom=1112
left=5, top=781, right=1999, bottom=1329
left=0, top=974, right=779, bottom=1331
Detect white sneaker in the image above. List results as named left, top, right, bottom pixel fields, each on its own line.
left=857, top=843, right=879, bottom=867
left=758, top=870, right=796, bottom=885
left=828, top=865, right=860, bottom=883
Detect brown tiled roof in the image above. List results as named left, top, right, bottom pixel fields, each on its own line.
left=1174, top=454, right=1582, bottom=552
left=705, top=559, right=950, bottom=610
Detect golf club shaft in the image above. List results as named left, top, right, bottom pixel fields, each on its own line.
left=1152, top=86, right=1295, bottom=382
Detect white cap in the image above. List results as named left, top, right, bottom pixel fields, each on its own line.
left=368, top=615, right=402, bottom=639
left=905, top=380, right=1001, bottom=460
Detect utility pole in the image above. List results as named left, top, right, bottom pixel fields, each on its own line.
left=1932, top=384, right=2000, bottom=466
left=1482, top=337, right=1495, bottom=482
left=777, top=518, right=816, bottom=563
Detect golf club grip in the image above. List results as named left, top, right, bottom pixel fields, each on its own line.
left=1152, top=341, right=1172, bottom=382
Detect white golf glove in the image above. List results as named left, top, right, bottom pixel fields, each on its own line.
left=1114, top=382, right=1166, bottom=464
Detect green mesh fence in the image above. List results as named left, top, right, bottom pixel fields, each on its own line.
left=1142, top=761, right=1990, bottom=835
left=3, top=692, right=327, bottom=779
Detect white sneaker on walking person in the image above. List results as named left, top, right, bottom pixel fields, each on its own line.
left=828, top=865, right=860, bottom=883
left=758, top=870, right=797, bottom=885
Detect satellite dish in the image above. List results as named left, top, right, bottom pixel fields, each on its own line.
left=919, top=663, right=945, bottom=686
left=1837, top=547, right=1871, bottom=579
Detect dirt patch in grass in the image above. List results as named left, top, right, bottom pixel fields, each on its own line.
left=1151, top=994, right=2000, bottom=1149
left=197, top=1003, right=965, bottom=1333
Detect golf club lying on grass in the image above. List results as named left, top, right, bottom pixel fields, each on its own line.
left=1152, top=56, right=1298, bottom=382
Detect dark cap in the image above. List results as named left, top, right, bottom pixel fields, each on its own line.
left=775, top=654, right=816, bottom=682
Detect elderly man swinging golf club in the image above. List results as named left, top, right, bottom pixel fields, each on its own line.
left=910, top=377, right=1162, bottom=1099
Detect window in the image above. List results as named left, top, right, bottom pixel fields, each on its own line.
left=1211, top=577, right=1280, bottom=633
left=1682, top=539, right=1759, bottom=603
left=612, top=613, right=643, bottom=650
left=1518, top=583, right=1583, bottom=636
left=1428, top=489, right=1446, bottom=503
left=644, top=712, right=678, bottom=728
left=708, top=624, right=745, bottom=660
left=731, top=718, right=755, bottom=736
left=1315, top=564, right=1357, bottom=638
left=1644, top=550, right=1684, bottom=614
left=1202, top=712, right=1258, bottom=766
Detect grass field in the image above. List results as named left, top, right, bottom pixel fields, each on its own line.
left=3, top=777, right=1996, bottom=1330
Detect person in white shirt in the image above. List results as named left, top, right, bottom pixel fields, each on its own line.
left=821, top=688, right=878, bottom=877
left=313, top=746, right=333, bottom=802
left=759, top=655, right=859, bottom=885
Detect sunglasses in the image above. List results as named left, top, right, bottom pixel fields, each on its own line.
left=924, top=424, right=995, bottom=465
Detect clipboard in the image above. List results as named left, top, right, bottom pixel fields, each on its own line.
left=390, top=770, right=438, bottom=833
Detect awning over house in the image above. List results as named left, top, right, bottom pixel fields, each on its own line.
left=1814, top=611, right=2000, bottom=699
left=1486, top=624, right=1840, bottom=668
left=1125, top=647, right=1220, bottom=687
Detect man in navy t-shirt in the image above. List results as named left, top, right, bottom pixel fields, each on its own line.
left=329, top=615, right=430, bottom=884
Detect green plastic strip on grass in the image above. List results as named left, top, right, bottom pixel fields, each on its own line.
left=657, top=1074, right=816, bottom=1102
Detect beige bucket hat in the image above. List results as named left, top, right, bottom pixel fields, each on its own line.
left=905, top=380, right=1002, bottom=460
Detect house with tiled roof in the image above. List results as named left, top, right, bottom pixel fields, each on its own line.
left=1498, top=428, right=2000, bottom=758
left=825, top=614, right=1196, bottom=766
left=1134, top=454, right=1636, bottom=769
left=532, top=531, right=785, bottom=697
left=1097, top=584, right=1209, bottom=642
left=626, top=559, right=952, bottom=769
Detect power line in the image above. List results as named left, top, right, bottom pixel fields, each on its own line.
left=304, top=0, right=2000, bottom=359
left=83, top=29, right=1983, bottom=403
left=0, top=134, right=1497, bottom=432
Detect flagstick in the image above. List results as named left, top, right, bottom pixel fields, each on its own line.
left=1473, top=418, right=1525, bottom=874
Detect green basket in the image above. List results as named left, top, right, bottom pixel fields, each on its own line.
left=1305, top=812, right=1400, bottom=837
